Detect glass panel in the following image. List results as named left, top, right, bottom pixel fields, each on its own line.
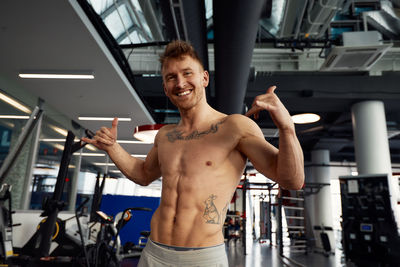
left=131, top=0, right=142, bottom=12
left=104, top=10, right=125, bottom=38
left=120, top=30, right=146, bottom=44
left=205, top=0, right=213, bottom=20
left=135, top=12, right=152, bottom=40
left=117, top=4, right=134, bottom=29
left=88, top=0, right=114, bottom=14
left=104, top=4, right=134, bottom=40
left=88, top=0, right=163, bottom=44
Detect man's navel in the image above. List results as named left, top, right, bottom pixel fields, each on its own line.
left=206, top=161, right=212, bottom=166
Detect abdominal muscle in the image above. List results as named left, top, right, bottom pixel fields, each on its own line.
left=149, top=171, right=241, bottom=247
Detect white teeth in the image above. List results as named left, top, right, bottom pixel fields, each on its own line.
left=177, top=90, right=191, bottom=96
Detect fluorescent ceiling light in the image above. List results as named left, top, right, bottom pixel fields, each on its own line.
left=78, top=117, right=131, bottom=121
left=0, top=115, right=30, bottom=119
left=0, top=92, right=31, bottom=113
left=1, top=121, right=15, bottom=128
left=130, top=154, right=147, bottom=158
left=41, top=136, right=97, bottom=151
left=94, top=162, right=115, bottom=166
left=109, top=170, right=121, bottom=173
left=40, top=138, right=80, bottom=142
left=19, top=73, right=94, bottom=79
left=72, top=153, right=106, bottom=156
left=53, top=143, right=65, bottom=151
left=291, top=113, right=320, bottom=124
left=50, top=125, right=68, bottom=136
left=85, top=144, right=98, bottom=151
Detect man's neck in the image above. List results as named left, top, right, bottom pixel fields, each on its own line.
left=178, top=103, right=220, bottom=131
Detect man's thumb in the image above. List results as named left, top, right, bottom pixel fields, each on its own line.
left=112, top=117, right=118, bottom=130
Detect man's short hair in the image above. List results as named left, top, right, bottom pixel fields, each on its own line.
left=160, top=40, right=204, bottom=70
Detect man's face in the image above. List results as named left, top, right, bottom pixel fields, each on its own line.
left=162, top=55, right=209, bottom=110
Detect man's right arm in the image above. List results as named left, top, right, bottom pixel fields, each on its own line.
left=106, top=141, right=160, bottom=186
left=82, top=118, right=161, bottom=186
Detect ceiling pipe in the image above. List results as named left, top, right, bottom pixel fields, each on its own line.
left=213, top=0, right=266, bottom=114
left=180, top=0, right=210, bottom=100
left=181, top=0, right=209, bottom=72
left=160, top=0, right=210, bottom=99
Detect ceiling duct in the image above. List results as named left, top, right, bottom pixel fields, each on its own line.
left=362, top=0, right=400, bottom=39
left=277, top=0, right=308, bottom=38
left=301, top=0, right=346, bottom=38
left=320, top=31, right=392, bottom=71
left=213, top=0, right=265, bottom=114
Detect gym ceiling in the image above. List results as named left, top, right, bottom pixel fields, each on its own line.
left=1, top=0, right=400, bottom=177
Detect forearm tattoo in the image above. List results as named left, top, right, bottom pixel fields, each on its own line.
left=166, top=120, right=225, bottom=143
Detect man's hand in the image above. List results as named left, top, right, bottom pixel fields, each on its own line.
left=81, top=117, right=118, bottom=152
left=245, top=86, right=294, bottom=131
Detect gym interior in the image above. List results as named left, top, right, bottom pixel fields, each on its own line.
left=1, top=0, right=400, bottom=266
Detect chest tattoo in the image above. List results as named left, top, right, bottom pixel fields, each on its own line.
left=166, top=120, right=225, bottom=143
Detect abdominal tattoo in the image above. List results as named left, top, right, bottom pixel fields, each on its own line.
left=166, top=120, right=225, bottom=143
left=203, top=194, right=229, bottom=225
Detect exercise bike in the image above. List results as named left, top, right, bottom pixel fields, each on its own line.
left=85, top=207, right=152, bottom=267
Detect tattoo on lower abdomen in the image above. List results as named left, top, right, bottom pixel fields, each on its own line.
left=203, top=194, right=220, bottom=224
left=166, top=120, right=225, bottom=143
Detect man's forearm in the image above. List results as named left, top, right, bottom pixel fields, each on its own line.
left=106, top=142, right=148, bottom=185
left=277, top=129, right=304, bottom=190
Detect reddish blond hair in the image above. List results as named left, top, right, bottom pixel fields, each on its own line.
left=160, top=40, right=204, bottom=70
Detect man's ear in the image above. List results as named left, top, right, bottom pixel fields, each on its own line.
left=202, top=70, right=209, bottom=87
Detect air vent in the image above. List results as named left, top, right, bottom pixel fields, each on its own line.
left=320, top=31, right=393, bottom=71
left=320, top=44, right=392, bottom=71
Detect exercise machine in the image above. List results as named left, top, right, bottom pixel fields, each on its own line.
left=9, top=130, right=94, bottom=266
left=340, top=174, right=400, bottom=267
left=0, top=184, right=16, bottom=263
left=86, top=207, right=151, bottom=267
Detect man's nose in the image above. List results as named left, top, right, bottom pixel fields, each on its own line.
left=176, top=76, right=187, bottom=88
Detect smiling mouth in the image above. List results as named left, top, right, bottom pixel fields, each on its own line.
left=176, top=90, right=192, bottom=96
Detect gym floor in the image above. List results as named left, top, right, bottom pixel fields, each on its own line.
left=226, top=239, right=343, bottom=267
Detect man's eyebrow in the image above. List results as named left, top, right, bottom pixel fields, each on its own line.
left=181, top=68, right=195, bottom=74
left=164, top=72, right=175, bottom=78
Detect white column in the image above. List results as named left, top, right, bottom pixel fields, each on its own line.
left=351, top=101, right=399, bottom=226
left=20, top=114, right=43, bottom=210
left=310, top=149, right=335, bottom=251
left=68, top=149, right=82, bottom=211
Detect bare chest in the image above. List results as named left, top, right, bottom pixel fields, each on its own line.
left=158, top=135, right=233, bottom=174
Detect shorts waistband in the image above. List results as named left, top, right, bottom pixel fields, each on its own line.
left=143, top=239, right=226, bottom=264
left=151, top=240, right=213, bottom=251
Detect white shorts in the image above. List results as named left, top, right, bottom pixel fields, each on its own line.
left=137, top=239, right=228, bottom=267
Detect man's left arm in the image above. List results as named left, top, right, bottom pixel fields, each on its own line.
left=240, top=86, right=304, bottom=190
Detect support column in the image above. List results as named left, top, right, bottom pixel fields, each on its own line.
left=309, top=149, right=335, bottom=251
left=20, top=113, right=43, bottom=210
left=68, top=149, right=82, bottom=211
left=213, top=0, right=265, bottom=114
left=4, top=121, right=32, bottom=210
left=351, top=101, right=399, bottom=226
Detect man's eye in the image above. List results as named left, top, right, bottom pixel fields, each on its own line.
left=184, top=72, right=192, bottom=76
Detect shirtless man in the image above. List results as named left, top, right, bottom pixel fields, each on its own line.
left=83, top=40, right=304, bottom=267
